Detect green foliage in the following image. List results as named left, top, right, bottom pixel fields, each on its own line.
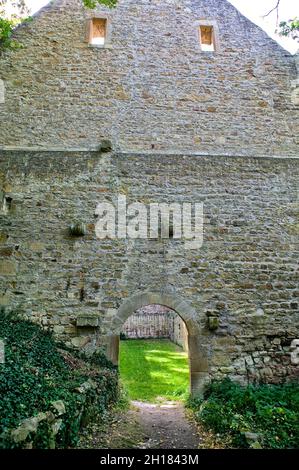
left=0, top=16, right=21, bottom=50
left=82, top=0, right=117, bottom=9
left=188, top=379, right=299, bottom=449
left=0, top=310, right=118, bottom=448
left=119, top=339, right=189, bottom=402
left=278, top=18, right=299, bottom=42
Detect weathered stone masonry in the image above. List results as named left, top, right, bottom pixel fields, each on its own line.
left=0, top=0, right=298, bottom=394
left=0, top=151, right=298, bottom=392
left=0, top=0, right=298, bottom=154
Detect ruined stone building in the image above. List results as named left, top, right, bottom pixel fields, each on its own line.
left=0, top=0, right=298, bottom=395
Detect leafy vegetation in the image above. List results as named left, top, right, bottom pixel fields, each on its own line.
left=0, top=16, right=21, bottom=50
left=119, top=339, right=189, bottom=402
left=264, top=1, right=298, bottom=41
left=188, top=378, right=299, bottom=449
left=0, top=310, right=118, bottom=448
left=278, top=18, right=299, bottom=42
left=82, top=0, right=117, bottom=8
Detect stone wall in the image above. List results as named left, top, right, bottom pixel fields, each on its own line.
left=0, top=150, right=298, bottom=390
left=0, top=0, right=297, bottom=155
left=169, top=313, right=189, bottom=351
left=122, top=305, right=172, bottom=339
left=4, top=378, right=115, bottom=449
left=121, top=304, right=188, bottom=350
left=0, top=0, right=298, bottom=395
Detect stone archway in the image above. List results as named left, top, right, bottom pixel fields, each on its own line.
left=105, top=291, right=209, bottom=397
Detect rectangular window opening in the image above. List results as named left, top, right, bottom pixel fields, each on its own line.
left=200, top=25, right=215, bottom=52
left=90, top=18, right=107, bottom=46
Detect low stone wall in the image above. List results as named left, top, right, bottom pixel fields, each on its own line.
left=2, top=378, right=115, bottom=449
left=169, top=313, right=189, bottom=351
left=9, top=399, right=67, bottom=449
left=121, top=305, right=172, bottom=339
left=121, top=304, right=188, bottom=350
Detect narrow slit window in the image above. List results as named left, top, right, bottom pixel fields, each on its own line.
left=200, top=25, right=215, bottom=52
left=90, top=18, right=107, bottom=46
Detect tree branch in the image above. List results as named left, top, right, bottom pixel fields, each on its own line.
left=262, top=0, right=281, bottom=24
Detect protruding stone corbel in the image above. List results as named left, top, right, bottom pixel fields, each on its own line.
left=206, top=311, right=219, bottom=331
left=76, top=315, right=99, bottom=328
left=69, top=222, right=86, bottom=237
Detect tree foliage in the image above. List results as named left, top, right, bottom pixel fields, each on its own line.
left=0, top=0, right=27, bottom=50
left=0, top=16, right=22, bottom=50
left=263, top=0, right=298, bottom=42
left=278, top=18, right=299, bottom=42
left=82, top=0, right=117, bottom=8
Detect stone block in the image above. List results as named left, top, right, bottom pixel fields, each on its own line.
left=207, top=316, right=219, bottom=331
left=51, top=400, right=66, bottom=416
left=29, top=242, right=45, bottom=252
left=51, top=419, right=62, bottom=437
left=0, top=260, right=17, bottom=276
left=100, top=139, right=112, bottom=153
left=71, top=336, right=90, bottom=348
left=53, top=325, right=65, bottom=334
left=76, top=315, right=99, bottom=327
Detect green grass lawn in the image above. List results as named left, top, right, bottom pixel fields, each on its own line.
left=119, top=339, right=189, bottom=403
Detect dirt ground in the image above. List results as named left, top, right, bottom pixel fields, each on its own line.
left=129, top=401, right=201, bottom=449
left=78, top=400, right=223, bottom=449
